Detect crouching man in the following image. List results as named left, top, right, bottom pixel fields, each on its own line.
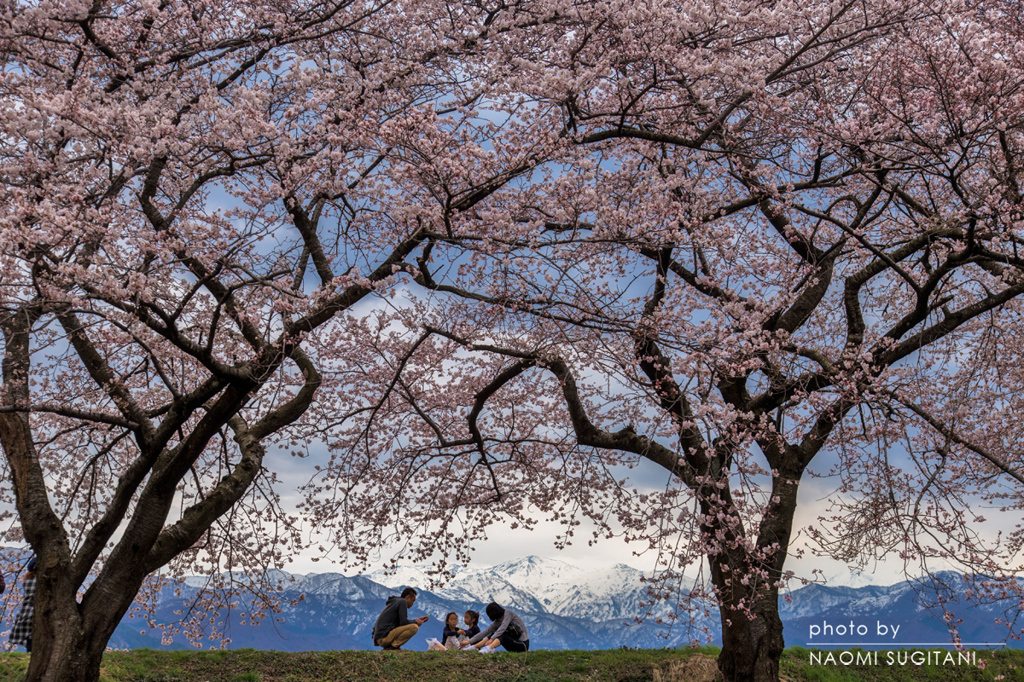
left=372, top=587, right=428, bottom=650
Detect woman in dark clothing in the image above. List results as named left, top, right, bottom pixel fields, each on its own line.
left=463, top=602, right=530, bottom=652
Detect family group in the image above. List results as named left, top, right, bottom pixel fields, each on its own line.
left=371, top=587, right=530, bottom=653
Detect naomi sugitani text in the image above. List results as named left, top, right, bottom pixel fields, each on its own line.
left=809, top=650, right=977, bottom=667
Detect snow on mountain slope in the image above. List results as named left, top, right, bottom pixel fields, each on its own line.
left=488, top=556, right=589, bottom=594
left=368, top=564, right=441, bottom=591
left=369, top=555, right=655, bottom=622
left=543, top=564, right=660, bottom=621
left=371, top=558, right=551, bottom=614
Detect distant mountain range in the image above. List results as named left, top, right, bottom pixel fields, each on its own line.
left=108, top=556, right=1024, bottom=651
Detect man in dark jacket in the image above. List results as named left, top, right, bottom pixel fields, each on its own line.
left=372, top=587, right=428, bottom=650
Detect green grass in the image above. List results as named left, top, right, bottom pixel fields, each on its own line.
left=0, top=647, right=1020, bottom=681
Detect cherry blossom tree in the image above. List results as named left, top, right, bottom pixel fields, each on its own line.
left=303, top=1, right=1024, bottom=680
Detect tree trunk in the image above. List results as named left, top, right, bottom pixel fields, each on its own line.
left=717, top=591, right=785, bottom=682
left=24, top=630, right=107, bottom=682
left=703, top=466, right=799, bottom=682
left=23, top=590, right=111, bottom=682
left=20, top=560, right=132, bottom=682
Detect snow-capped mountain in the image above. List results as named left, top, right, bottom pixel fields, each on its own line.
left=108, top=558, right=1024, bottom=652
left=370, top=556, right=658, bottom=622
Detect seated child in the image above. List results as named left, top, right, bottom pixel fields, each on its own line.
left=461, top=610, right=481, bottom=640
left=442, top=612, right=461, bottom=649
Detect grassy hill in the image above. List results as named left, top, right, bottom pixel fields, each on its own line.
left=0, top=647, right=1021, bottom=681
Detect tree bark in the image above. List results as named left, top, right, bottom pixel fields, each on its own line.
left=716, top=581, right=786, bottom=682
left=24, top=607, right=111, bottom=682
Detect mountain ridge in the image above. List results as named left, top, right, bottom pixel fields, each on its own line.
left=107, top=557, right=1024, bottom=652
